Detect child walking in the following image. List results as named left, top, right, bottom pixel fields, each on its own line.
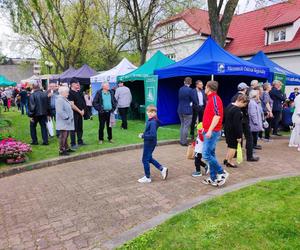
left=138, top=105, right=168, bottom=183
left=192, top=122, right=209, bottom=177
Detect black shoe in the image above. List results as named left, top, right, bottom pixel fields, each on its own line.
left=253, top=145, right=262, bottom=150
left=67, top=148, right=76, bottom=153
left=78, top=142, right=87, bottom=146
left=223, top=159, right=228, bottom=165
left=247, top=156, right=260, bottom=162
left=272, top=133, right=282, bottom=136
left=180, top=143, right=188, bottom=147
left=42, top=142, right=49, bottom=146
left=30, top=142, right=38, bottom=145
left=226, top=162, right=238, bottom=168
left=59, top=151, right=70, bottom=156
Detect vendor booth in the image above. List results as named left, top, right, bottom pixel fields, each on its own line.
left=154, top=37, right=269, bottom=125
left=60, top=64, right=96, bottom=85
left=0, top=75, right=17, bottom=87
left=249, top=51, right=300, bottom=94
left=117, top=51, right=175, bottom=119
left=90, top=58, right=137, bottom=98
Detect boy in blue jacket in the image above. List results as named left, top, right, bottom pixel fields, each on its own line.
left=138, top=105, right=168, bottom=183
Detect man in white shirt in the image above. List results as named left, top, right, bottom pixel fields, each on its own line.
left=115, top=82, right=132, bottom=129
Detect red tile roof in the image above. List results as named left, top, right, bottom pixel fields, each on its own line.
left=227, top=0, right=300, bottom=56
left=157, top=0, right=300, bottom=56
left=157, top=8, right=211, bottom=35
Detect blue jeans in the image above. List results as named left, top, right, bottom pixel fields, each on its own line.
left=202, top=131, right=224, bottom=181
left=20, top=101, right=28, bottom=115
left=142, top=141, right=163, bottom=178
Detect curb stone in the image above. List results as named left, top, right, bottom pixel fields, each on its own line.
left=102, top=172, right=300, bottom=250
left=0, top=140, right=179, bottom=179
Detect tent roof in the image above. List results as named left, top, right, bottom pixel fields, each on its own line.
left=249, top=51, right=300, bottom=85
left=155, top=37, right=269, bottom=79
left=60, top=64, right=96, bottom=81
left=117, top=51, right=175, bottom=82
left=91, top=58, right=137, bottom=83
left=0, top=75, right=17, bottom=87
left=21, top=75, right=40, bottom=84
left=59, top=67, right=76, bottom=79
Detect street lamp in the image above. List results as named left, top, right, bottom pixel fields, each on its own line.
left=45, top=60, right=54, bottom=74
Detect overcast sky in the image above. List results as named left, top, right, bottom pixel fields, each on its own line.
left=0, top=0, right=284, bottom=59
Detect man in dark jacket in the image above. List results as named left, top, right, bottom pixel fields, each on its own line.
left=28, top=83, right=49, bottom=145
left=231, top=82, right=259, bottom=162
left=92, top=82, right=117, bottom=144
left=269, top=80, right=287, bottom=136
left=190, top=80, right=206, bottom=139
left=177, top=77, right=197, bottom=146
left=68, top=78, right=86, bottom=149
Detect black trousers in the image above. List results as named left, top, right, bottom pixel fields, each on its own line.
left=264, top=117, right=273, bottom=139
left=252, top=131, right=259, bottom=147
left=272, top=111, right=281, bottom=134
left=190, top=106, right=204, bottom=138
left=242, top=122, right=253, bottom=160
left=70, top=113, right=83, bottom=146
left=98, top=111, right=112, bottom=141
left=118, top=107, right=128, bottom=129
left=194, top=153, right=207, bottom=172
left=30, top=115, right=48, bottom=144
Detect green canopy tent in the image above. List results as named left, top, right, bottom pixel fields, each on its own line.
left=117, top=51, right=175, bottom=119
left=0, top=75, right=17, bottom=87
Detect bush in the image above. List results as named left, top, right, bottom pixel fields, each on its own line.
left=0, top=138, right=32, bottom=161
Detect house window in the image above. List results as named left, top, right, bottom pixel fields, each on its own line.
left=166, top=24, right=175, bottom=39
left=166, top=53, right=176, bottom=60
left=273, top=29, right=286, bottom=42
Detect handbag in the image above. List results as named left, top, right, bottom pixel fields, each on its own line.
left=46, top=118, right=54, bottom=137
left=186, top=144, right=195, bottom=160
left=236, top=142, right=243, bottom=164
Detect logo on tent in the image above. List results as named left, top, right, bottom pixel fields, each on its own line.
left=218, top=63, right=225, bottom=73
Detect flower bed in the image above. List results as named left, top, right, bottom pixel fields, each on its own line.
left=0, top=138, right=32, bottom=164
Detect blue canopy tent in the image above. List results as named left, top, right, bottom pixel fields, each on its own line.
left=154, top=37, right=269, bottom=125
left=249, top=51, right=300, bottom=86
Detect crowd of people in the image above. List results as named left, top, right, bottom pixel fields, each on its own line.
left=1, top=77, right=299, bottom=187
left=176, top=78, right=300, bottom=187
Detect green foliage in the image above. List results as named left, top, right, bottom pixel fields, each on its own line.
left=119, top=177, right=300, bottom=249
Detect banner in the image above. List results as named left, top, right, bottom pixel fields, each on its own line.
left=274, top=72, right=286, bottom=93
left=144, top=75, right=158, bottom=121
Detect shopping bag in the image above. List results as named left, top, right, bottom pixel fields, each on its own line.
left=109, top=112, right=116, bottom=127
left=236, top=142, right=243, bottom=164
left=186, top=144, right=195, bottom=160
left=46, top=118, right=54, bottom=137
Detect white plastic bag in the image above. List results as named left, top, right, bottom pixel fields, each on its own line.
left=109, top=113, right=116, bottom=127
left=46, top=118, right=54, bottom=137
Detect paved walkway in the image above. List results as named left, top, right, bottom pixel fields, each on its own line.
left=0, top=139, right=299, bottom=249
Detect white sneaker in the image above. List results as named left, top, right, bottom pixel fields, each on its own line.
left=289, top=144, right=298, bottom=147
left=138, top=176, right=151, bottom=183
left=161, top=167, right=168, bottom=180
left=217, top=170, right=229, bottom=186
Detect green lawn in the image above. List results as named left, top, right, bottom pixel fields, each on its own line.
left=119, top=177, right=300, bottom=250
left=0, top=109, right=179, bottom=168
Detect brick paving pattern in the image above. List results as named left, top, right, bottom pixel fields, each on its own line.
left=0, top=139, right=299, bottom=249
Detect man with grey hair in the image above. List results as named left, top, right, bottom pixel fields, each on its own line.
left=250, top=80, right=259, bottom=89
left=269, top=80, right=286, bottom=136
left=28, top=82, right=49, bottom=145
left=115, top=81, right=132, bottom=129
left=93, top=82, right=117, bottom=144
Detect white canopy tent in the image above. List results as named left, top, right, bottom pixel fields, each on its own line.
left=20, top=75, right=40, bottom=84
left=90, top=58, right=137, bottom=84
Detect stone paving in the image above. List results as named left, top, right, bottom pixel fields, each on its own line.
left=0, top=139, right=299, bottom=249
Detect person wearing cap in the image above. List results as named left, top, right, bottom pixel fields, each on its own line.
left=115, top=81, right=132, bottom=129
left=288, top=87, right=299, bottom=102
left=68, top=78, right=86, bottom=149
left=231, top=82, right=259, bottom=162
